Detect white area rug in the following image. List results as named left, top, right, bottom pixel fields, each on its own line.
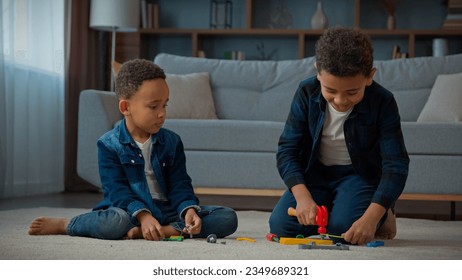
left=1, top=207, right=461, bottom=260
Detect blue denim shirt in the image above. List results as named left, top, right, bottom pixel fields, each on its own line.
left=277, top=76, right=409, bottom=209
left=94, top=119, right=199, bottom=225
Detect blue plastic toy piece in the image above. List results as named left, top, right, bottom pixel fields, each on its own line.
left=366, top=241, right=385, bottom=247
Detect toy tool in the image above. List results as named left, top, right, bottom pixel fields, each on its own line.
left=163, top=235, right=184, bottom=242
left=280, top=237, right=333, bottom=245
left=206, top=234, right=226, bottom=245
left=288, top=205, right=328, bottom=234
left=298, top=242, right=349, bottom=250
left=184, top=224, right=193, bottom=239
left=266, top=233, right=279, bottom=242
left=236, top=237, right=256, bottom=243
left=207, top=234, right=217, bottom=243
left=366, top=240, right=385, bottom=247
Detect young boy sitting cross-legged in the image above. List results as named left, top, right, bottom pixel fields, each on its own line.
left=29, top=59, right=238, bottom=241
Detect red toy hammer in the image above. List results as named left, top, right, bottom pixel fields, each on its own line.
left=288, top=205, right=328, bottom=234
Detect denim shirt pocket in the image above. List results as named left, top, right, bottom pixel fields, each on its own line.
left=119, top=153, right=145, bottom=185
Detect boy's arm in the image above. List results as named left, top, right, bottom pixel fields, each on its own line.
left=277, top=84, right=321, bottom=224
left=277, top=84, right=311, bottom=191
left=164, top=136, right=200, bottom=218
left=372, top=96, right=410, bottom=210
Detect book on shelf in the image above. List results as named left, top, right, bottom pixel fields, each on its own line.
left=224, top=51, right=245, bottom=60
left=392, top=45, right=400, bottom=59
left=391, top=45, right=407, bottom=59
left=197, top=50, right=206, bottom=58
left=448, top=0, right=462, bottom=9
left=443, top=0, right=462, bottom=29
left=140, top=0, right=159, bottom=29
left=140, top=0, right=147, bottom=29
left=443, top=19, right=462, bottom=29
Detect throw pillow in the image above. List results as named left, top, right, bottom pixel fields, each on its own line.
left=417, top=72, right=462, bottom=122
left=165, top=72, right=218, bottom=119
left=112, top=61, right=122, bottom=77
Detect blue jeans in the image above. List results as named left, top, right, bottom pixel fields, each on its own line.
left=67, top=202, right=238, bottom=240
left=269, top=162, right=388, bottom=241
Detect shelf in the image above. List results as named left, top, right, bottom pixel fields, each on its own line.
left=140, top=28, right=462, bottom=37
left=140, top=28, right=323, bottom=36
left=115, top=0, right=462, bottom=61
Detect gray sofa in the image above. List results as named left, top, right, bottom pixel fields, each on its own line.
left=77, top=53, right=462, bottom=202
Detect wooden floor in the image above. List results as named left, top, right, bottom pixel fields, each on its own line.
left=0, top=191, right=460, bottom=221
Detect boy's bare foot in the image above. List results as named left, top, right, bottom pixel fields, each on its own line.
left=375, top=208, right=397, bottom=239
left=125, top=226, right=144, bottom=239
left=28, top=217, right=68, bottom=235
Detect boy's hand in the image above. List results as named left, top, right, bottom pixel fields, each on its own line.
left=137, top=211, right=165, bottom=241
left=292, top=184, right=317, bottom=225
left=343, top=203, right=386, bottom=245
left=295, top=199, right=318, bottom=225
left=183, top=208, right=202, bottom=236
left=342, top=215, right=376, bottom=245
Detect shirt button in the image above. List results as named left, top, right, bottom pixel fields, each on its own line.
left=131, top=159, right=135, bottom=163
left=139, top=154, right=142, bottom=157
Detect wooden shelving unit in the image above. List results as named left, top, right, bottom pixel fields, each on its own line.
left=115, top=0, right=462, bottom=61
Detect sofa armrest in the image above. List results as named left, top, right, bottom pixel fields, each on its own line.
left=77, top=90, right=121, bottom=188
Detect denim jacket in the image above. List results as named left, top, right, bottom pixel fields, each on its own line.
left=94, top=119, right=199, bottom=225
left=277, top=76, right=409, bottom=209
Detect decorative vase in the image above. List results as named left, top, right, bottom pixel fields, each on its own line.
left=387, top=14, right=396, bottom=30
left=432, top=38, right=448, bottom=57
left=311, top=1, right=328, bottom=29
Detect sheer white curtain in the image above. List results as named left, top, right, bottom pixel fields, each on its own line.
left=0, top=0, right=66, bottom=198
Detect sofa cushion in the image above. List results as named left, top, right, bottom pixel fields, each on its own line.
left=163, top=119, right=284, bottom=153
left=154, top=53, right=317, bottom=122
left=373, top=54, right=462, bottom=121
left=391, top=89, right=431, bottom=122
left=401, top=122, right=462, bottom=155
left=184, top=151, right=284, bottom=189
left=417, top=72, right=462, bottom=123
left=165, top=72, right=218, bottom=119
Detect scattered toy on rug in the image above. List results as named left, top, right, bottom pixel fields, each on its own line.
left=298, top=242, right=349, bottom=250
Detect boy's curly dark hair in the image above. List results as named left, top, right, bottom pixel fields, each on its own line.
left=115, top=59, right=166, bottom=99
left=315, top=27, right=374, bottom=77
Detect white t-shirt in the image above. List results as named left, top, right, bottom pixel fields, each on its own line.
left=135, top=137, right=167, bottom=201
left=318, top=103, right=353, bottom=166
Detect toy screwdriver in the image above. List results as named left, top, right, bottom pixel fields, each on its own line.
left=266, top=233, right=279, bottom=242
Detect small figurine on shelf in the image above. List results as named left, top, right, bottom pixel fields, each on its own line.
left=382, top=0, right=400, bottom=30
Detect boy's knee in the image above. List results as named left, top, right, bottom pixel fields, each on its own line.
left=216, top=207, right=238, bottom=237
left=210, top=206, right=238, bottom=238
left=268, top=211, right=292, bottom=237
left=268, top=212, right=281, bottom=234
left=97, top=207, right=132, bottom=239
left=328, top=216, right=354, bottom=236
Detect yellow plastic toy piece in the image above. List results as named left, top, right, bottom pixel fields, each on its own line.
left=279, top=237, right=333, bottom=245
left=236, top=237, right=256, bottom=242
